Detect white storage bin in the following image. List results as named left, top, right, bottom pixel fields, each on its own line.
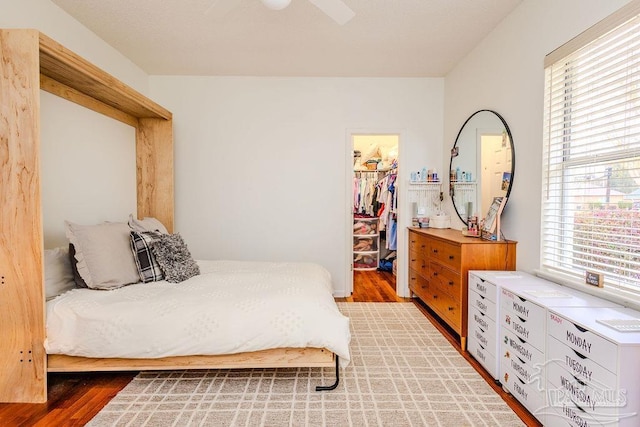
left=353, top=217, right=378, bottom=235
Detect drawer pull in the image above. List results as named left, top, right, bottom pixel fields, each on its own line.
left=448, top=281, right=454, bottom=286
left=411, top=258, right=416, bottom=262
left=448, top=306, right=454, bottom=311
left=421, top=244, right=426, bottom=248
left=433, top=295, right=438, bottom=299
left=448, top=255, right=454, bottom=260
left=479, top=278, right=486, bottom=283
left=573, top=401, right=587, bottom=413
left=432, top=249, right=438, bottom=254
left=421, top=285, right=427, bottom=289
left=433, top=272, right=438, bottom=277
left=410, top=277, right=416, bottom=281
left=517, top=296, right=527, bottom=303
left=573, top=323, right=589, bottom=333
left=572, top=349, right=587, bottom=360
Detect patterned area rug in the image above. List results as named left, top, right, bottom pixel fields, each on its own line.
left=88, top=303, right=524, bottom=426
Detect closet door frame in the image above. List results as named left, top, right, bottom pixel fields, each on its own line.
left=345, top=131, right=406, bottom=298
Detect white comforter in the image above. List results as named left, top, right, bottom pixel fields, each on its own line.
left=45, top=260, right=350, bottom=365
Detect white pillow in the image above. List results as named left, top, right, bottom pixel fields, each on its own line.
left=66, top=221, right=141, bottom=290
left=128, top=214, right=169, bottom=234
left=44, top=246, right=76, bottom=300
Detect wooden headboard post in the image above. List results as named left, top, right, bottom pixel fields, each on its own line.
left=0, top=29, right=47, bottom=404
left=137, top=118, right=174, bottom=233
left=0, top=29, right=174, bottom=402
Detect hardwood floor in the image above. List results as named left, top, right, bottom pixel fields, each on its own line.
left=0, top=372, right=134, bottom=427
left=349, top=269, right=407, bottom=302
left=0, top=270, right=540, bottom=426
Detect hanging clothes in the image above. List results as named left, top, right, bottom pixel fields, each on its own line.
left=353, top=171, right=382, bottom=216
left=375, top=168, right=398, bottom=250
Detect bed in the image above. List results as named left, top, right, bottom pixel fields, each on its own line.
left=0, top=29, right=347, bottom=402
left=45, top=258, right=350, bottom=392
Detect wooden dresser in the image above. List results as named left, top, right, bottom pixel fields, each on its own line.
left=408, top=228, right=516, bottom=349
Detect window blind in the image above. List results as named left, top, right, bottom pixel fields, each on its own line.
left=542, top=7, right=640, bottom=293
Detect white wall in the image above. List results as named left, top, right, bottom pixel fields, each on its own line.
left=443, top=0, right=631, bottom=273
left=40, top=92, right=137, bottom=249
left=0, top=0, right=149, bottom=93
left=2, top=0, right=150, bottom=246
left=149, top=76, right=444, bottom=296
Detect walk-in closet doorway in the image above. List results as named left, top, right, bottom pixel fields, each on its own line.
left=348, top=134, right=400, bottom=299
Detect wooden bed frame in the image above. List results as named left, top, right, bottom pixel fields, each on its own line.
left=0, top=29, right=337, bottom=403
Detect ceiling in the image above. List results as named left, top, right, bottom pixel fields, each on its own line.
left=51, top=0, right=522, bottom=77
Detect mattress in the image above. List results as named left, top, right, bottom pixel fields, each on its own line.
left=45, top=260, right=350, bottom=365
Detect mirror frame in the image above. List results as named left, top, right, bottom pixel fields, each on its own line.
left=449, top=109, right=515, bottom=225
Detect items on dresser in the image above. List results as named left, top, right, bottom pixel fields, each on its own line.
left=408, top=228, right=516, bottom=349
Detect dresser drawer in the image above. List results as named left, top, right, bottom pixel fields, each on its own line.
left=467, top=336, right=498, bottom=379
left=501, top=359, right=546, bottom=417
left=547, top=312, right=617, bottom=373
left=429, top=262, right=461, bottom=299
left=469, top=273, right=497, bottom=303
left=469, top=306, right=493, bottom=338
left=545, top=401, right=606, bottom=427
left=469, top=308, right=497, bottom=355
left=500, top=287, right=547, bottom=325
left=469, top=289, right=496, bottom=319
left=428, top=291, right=462, bottom=331
left=409, top=250, right=428, bottom=278
left=546, top=373, right=619, bottom=419
left=502, top=345, right=540, bottom=387
left=427, top=239, right=461, bottom=270
left=408, top=232, right=427, bottom=256
left=501, top=328, right=545, bottom=369
left=500, top=304, right=545, bottom=351
left=409, top=268, right=429, bottom=300
left=547, top=335, right=617, bottom=391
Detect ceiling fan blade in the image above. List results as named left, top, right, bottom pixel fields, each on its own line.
left=308, top=0, right=355, bottom=25
left=205, top=0, right=237, bottom=19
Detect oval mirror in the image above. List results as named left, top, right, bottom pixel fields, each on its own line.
left=449, top=110, right=515, bottom=225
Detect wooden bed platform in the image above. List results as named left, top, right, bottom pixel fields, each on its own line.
left=48, top=347, right=341, bottom=392
left=0, top=29, right=339, bottom=403
left=47, top=347, right=335, bottom=373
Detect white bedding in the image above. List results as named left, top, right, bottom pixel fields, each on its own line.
left=45, top=260, right=350, bottom=365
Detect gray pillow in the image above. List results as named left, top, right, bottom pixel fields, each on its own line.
left=65, top=221, right=141, bottom=290
left=151, top=233, right=200, bottom=283
left=44, top=246, right=76, bottom=300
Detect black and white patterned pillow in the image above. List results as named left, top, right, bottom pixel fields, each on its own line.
left=130, top=231, right=164, bottom=283
left=151, top=233, right=200, bottom=283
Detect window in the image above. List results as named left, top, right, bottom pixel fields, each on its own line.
left=542, top=1, right=640, bottom=295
